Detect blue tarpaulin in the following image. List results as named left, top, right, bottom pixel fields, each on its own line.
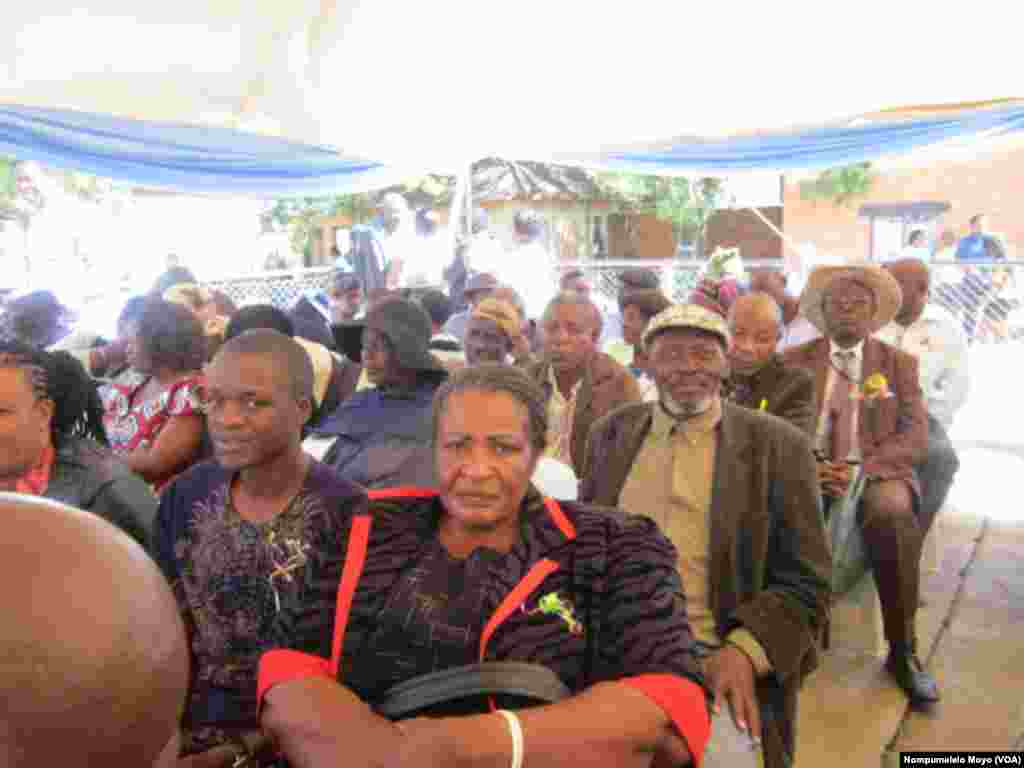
left=0, top=104, right=416, bottom=197
left=1, top=101, right=1023, bottom=195
left=569, top=102, right=1024, bottom=175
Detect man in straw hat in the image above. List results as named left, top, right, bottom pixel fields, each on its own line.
left=580, top=303, right=830, bottom=768
left=783, top=262, right=938, bottom=706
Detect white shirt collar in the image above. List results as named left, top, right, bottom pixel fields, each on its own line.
left=829, top=338, right=865, bottom=362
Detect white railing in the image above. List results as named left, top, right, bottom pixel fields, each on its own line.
left=204, top=258, right=1024, bottom=348
left=206, top=266, right=336, bottom=310
left=557, top=259, right=1024, bottom=347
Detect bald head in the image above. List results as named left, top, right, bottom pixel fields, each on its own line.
left=728, top=293, right=783, bottom=374
left=885, top=259, right=930, bottom=326
left=730, top=293, right=784, bottom=333
left=0, top=495, right=187, bottom=767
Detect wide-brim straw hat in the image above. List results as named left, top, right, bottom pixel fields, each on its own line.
left=800, top=262, right=903, bottom=335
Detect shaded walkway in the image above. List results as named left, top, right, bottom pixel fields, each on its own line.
left=796, top=444, right=1024, bottom=766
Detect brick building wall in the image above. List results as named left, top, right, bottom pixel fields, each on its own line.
left=705, top=207, right=783, bottom=260
left=783, top=143, right=1024, bottom=263
left=607, top=213, right=675, bottom=259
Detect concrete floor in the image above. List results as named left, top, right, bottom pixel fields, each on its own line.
left=795, top=446, right=1024, bottom=767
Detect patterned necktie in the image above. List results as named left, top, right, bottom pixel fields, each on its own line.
left=829, top=349, right=860, bottom=461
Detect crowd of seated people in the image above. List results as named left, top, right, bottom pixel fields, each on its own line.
left=0, top=241, right=972, bottom=768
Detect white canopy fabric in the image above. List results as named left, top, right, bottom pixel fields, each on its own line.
left=1, top=1, right=1021, bottom=187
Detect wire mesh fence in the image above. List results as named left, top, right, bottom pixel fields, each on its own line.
left=929, top=263, right=1023, bottom=344
left=207, top=267, right=336, bottom=311
left=557, top=259, right=1024, bottom=347
left=208, top=259, right=1024, bottom=347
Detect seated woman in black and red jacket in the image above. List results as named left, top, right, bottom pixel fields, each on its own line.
left=0, top=341, right=156, bottom=547
left=257, top=364, right=712, bottom=768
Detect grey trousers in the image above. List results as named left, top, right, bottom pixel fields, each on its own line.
left=916, top=415, right=960, bottom=535
left=702, top=713, right=764, bottom=768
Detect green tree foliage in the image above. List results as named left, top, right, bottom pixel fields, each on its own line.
left=262, top=193, right=377, bottom=264
left=798, top=162, right=875, bottom=206
left=58, top=170, right=113, bottom=203
left=599, top=172, right=728, bottom=258
left=0, top=157, right=45, bottom=227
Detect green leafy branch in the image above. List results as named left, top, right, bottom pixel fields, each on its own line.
left=798, top=162, right=875, bottom=206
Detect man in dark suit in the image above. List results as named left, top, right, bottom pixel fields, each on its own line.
left=580, top=303, right=830, bottom=768
left=727, top=292, right=816, bottom=435
left=783, top=262, right=938, bottom=707
left=528, top=291, right=641, bottom=478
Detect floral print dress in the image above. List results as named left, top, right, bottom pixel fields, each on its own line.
left=99, top=371, right=202, bottom=490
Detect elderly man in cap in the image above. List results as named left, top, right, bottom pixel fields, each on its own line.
left=879, top=258, right=967, bottom=539
left=0, top=495, right=188, bottom=768
left=529, top=290, right=641, bottom=477
left=726, top=292, right=816, bottom=435
left=305, top=297, right=448, bottom=489
left=783, top=262, right=938, bottom=706
left=580, top=304, right=830, bottom=768
left=464, top=296, right=531, bottom=366
left=442, top=271, right=499, bottom=343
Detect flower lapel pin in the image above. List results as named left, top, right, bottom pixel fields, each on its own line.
left=525, top=592, right=585, bottom=636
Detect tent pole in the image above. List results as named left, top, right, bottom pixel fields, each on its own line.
left=465, top=162, right=473, bottom=241
left=448, top=170, right=468, bottom=266
left=748, top=205, right=803, bottom=260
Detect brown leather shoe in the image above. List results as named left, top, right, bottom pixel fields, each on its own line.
left=886, top=648, right=940, bottom=705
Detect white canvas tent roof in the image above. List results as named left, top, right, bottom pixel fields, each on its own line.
left=1, top=1, right=1021, bottom=194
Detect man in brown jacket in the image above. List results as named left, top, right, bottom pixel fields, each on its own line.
left=783, top=262, right=937, bottom=707
left=727, top=292, right=816, bottom=435
left=528, top=291, right=641, bottom=478
left=580, top=303, right=830, bottom=768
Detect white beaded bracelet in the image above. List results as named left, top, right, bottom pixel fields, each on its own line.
left=496, top=709, right=524, bottom=768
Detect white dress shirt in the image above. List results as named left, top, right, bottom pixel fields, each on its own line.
left=829, top=338, right=864, bottom=380
left=876, top=303, right=969, bottom=429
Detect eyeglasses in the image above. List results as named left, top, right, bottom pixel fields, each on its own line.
left=825, top=296, right=872, bottom=312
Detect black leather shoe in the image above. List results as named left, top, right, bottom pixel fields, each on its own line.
left=886, top=649, right=941, bottom=705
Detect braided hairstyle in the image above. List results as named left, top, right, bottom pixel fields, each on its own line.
left=0, top=340, right=108, bottom=451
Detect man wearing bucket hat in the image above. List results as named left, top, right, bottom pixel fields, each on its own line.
left=580, top=303, right=830, bottom=768
left=783, top=262, right=937, bottom=706
left=303, top=297, right=448, bottom=489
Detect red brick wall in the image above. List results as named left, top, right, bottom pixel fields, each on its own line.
left=783, top=143, right=1024, bottom=262
left=607, top=213, right=676, bottom=259
left=705, top=208, right=783, bottom=260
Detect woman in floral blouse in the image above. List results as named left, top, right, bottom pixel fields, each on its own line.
left=100, top=298, right=206, bottom=491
